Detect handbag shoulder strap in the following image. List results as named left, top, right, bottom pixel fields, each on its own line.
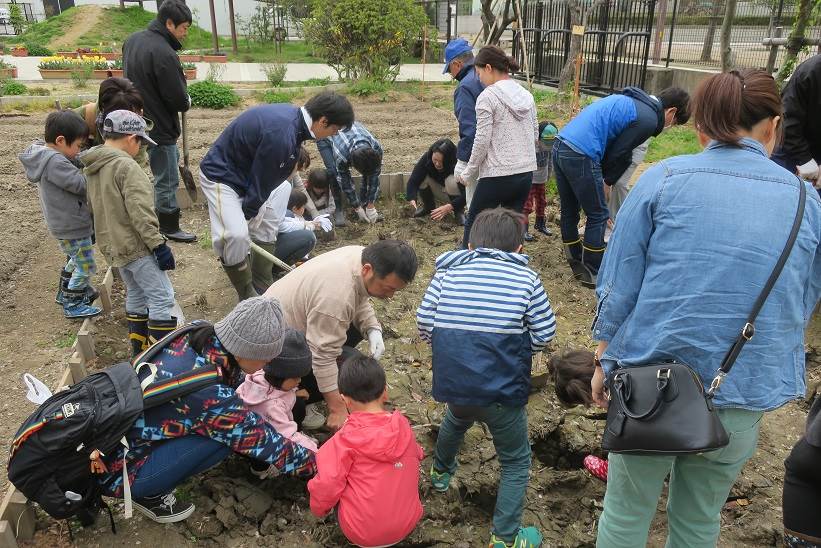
left=709, top=178, right=807, bottom=396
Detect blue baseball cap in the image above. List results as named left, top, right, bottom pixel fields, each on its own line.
left=443, top=38, right=473, bottom=74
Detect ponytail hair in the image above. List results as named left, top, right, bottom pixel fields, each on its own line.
left=474, top=45, right=520, bottom=74
left=692, top=69, right=782, bottom=145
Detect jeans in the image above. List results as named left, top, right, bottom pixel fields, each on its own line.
left=317, top=138, right=380, bottom=208
left=130, top=435, right=231, bottom=498
left=149, top=144, right=181, bottom=214
left=300, top=328, right=364, bottom=403
left=275, top=229, right=317, bottom=264
left=119, top=254, right=176, bottom=320
left=433, top=404, right=530, bottom=541
left=553, top=139, right=610, bottom=271
left=462, top=172, right=532, bottom=249
left=783, top=438, right=821, bottom=542
left=597, top=408, right=763, bottom=548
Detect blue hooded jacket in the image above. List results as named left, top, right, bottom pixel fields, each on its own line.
left=200, top=104, right=312, bottom=220
left=558, top=87, right=664, bottom=184
left=453, top=61, right=485, bottom=163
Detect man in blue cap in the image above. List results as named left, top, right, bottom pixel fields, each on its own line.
left=442, top=38, right=484, bottom=213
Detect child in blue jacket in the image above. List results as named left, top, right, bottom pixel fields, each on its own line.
left=416, top=207, right=556, bottom=548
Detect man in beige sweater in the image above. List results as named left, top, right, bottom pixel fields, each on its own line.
left=264, top=240, right=418, bottom=430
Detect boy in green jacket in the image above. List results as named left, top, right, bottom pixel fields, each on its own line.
left=82, top=110, right=177, bottom=356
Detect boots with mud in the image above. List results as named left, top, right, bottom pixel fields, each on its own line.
left=62, top=287, right=102, bottom=320
left=222, top=258, right=258, bottom=301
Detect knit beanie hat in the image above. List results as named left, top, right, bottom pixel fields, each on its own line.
left=214, top=297, right=285, bottom=361
left=264, top=328, right=313, bottom=379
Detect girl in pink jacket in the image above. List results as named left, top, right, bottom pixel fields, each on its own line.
left=237, top=329, right=319, bottom=473
left=308, top=355, right=424, bottom=548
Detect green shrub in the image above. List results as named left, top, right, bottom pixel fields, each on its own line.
left=347, top=78, right=391, bottom=97
left=188, top=80, right=240, bottom=109
left=10, top=4, right=26, bottom=35
left=24, top=42, right=53, bottom=56
left=260, top=89, right=297, bottom=104
left=26, top=86, right=51, bottom=96
left=303, top=0, right=427, bottom=82
left=305, top=77, right=331, bottom=87
left=1, top=81, right=28, bottom=96
left=261, top=62, right=287, bottom=87
left=70, top=65, right=93, bottom=89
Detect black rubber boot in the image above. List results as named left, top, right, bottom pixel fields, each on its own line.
left=127, top=312, right=149, bottom=358
left=55, top=268, right=71, bottom=304
left=581, top=240, right=606, bottom=289
left=564, top=239, right=594, bottom=286
left=450, top=197, right=466, bottom=226
left=414, top=187, right=436, bottom=218
left=524, top=222, right=535, bottom=242
left=534, top=217, right=552, bottom=236
left=332, top=187, right=347, bottom=227
left=148, top=317, right=177, bottom=346
left=157, top=208, right=197, bottom=243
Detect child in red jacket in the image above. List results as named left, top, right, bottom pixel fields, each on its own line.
left=308, top=355, right=423, bottom=548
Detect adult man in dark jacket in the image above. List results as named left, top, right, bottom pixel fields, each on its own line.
left=772, top=54, right=821, bottom=191
left=443, top=38, right=483, bottom=211
left=199, top=91, right=354, bottom=301
left=553, top=86, right=690, bottom=287
left=123, top=0, right=195, bottom=242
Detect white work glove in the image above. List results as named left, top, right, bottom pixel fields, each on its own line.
left=367, top=329, right=385, bottom=360
left=797, top=159, right=820, bottom=184
left=187, top=94, right=192, bottom=108
left=355, top=206, right=369, bottom=223
left=315, top=214, right=333, bottom=232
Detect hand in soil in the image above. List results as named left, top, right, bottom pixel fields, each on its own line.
left=431, top=204, right=453, bottom=221
left=326, top=407, right=348, bottom=431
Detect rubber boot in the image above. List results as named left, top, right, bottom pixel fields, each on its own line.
left=250, top=240, right=277, bottom=295
left=157, top=208, right=197, bottom=243
left=148, top=317, right=178, bottom=346
left=580, top=240, right=606, bottom=289
left=83, top=285, right=100, bottom=306
left=534, top=216, right=552, bottom=236
left=449, top=197, right=465, bottom=226
left=414, top=187, right=436, bottom=218
left=222, top=258, right=258, bottom=301
left=332, top=187, right=347, bottom=227
left=62, top=287, right=102, bottom=320
left=524, top=222, right=535, bottom=242
left=55, top=268, right=71, bottom=304
left=564, top=239, right=594, bottom=286
left=127, top=312, right=149, bottom=358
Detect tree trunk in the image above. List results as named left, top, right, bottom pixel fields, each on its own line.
left=558, top=0, right=604, bottom=90
left=719, top=0, right=738, bottom=71
left=700, top=0, right=724, bottom=62
left=776, top=0, right=814, bottom=84
left=481, top=0, right=516, bottom=46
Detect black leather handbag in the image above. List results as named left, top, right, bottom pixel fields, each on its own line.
left=602, top=179, right=807, bottom=455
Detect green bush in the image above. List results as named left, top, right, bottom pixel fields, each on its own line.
left=1, top=81, right=28, bottom=96
left=9, top=4, right=26, bottom=35
left=24, top=42, right=53, bottom=56
left=260, top=89, right=297, bottom=104
left=346, top=78, right=391, bottom=97
left=261, top=62, right=287, bottom=87
left=26, top=86, right=51, bottom=96
left=303, top=0, right=427, bottom=82
left=70, top=65, right=93, bottom=89
left=188, top=80, right=240, bottom=109
left=305, top=77, right=331, bottom=87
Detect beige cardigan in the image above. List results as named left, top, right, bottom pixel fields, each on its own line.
left=264, top=246, right=381, bottom=393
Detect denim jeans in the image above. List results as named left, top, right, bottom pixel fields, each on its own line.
left=275, top=229, right=317, bottom=264
left=461, top=172, right=532, bottom=249
left=597, top=408, right=763, bottom=548
left=131, top=435, right=231, bottom=498
left=433, top=404, right=530, bottom=541
left=119, top=254, right=176, bottom=320
left=149, top=144, right=181, bottom=214
left=553, top=139, right=610, bottom=271
left=317, top=138, right=380, bottom=208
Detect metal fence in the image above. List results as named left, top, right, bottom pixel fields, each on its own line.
left=417, top=0, right=459, bottom=43
left=0, top=2, right=37, bottom=36
left=657, top=0, right=821, bottom=70
left=513, top=0, right=658, bottom=95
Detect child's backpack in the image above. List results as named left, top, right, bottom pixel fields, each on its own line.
left=7, top=320, right=222, bottom=530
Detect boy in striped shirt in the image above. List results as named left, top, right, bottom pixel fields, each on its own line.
left=416, top=207, right=556, bottom=548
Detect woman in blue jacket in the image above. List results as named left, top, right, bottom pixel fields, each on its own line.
left=590, top=70, right=821, bottom=547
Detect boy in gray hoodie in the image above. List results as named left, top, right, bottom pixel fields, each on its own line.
left=19, top=110, right=101, bottom=319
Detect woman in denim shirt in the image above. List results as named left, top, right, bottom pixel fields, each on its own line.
left=590, top=70, right=821, bottom=547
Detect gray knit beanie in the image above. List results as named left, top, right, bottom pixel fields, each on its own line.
left=214, top=297, right=285, bottom=361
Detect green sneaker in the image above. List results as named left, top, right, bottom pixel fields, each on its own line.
left=429, top=464, right=451, bottom=492
left=489, top=527, right=543, bottom=548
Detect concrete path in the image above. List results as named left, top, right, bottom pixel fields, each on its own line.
left=2, top=55, right=452, bottom=83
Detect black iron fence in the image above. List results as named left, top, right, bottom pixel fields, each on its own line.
left=513, top=0, right=658, bottom=95
left=0, top=2, right=37, bottom=36
left=417, top=0, right=459, bottom=43
left=657, top=0, right=821, bottom=70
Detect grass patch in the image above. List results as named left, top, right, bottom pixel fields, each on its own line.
left=646, top=125, right=701, bottom=163
left=199, top=230, right=212, bottom=250
left=229, top=41, right=316, bottom=63
left=346, top=79, right=392, bottom=97
left=54, top=333, right=76, bottom=348
left=0, top=98, right=83, bottom=113
left=7, top=8, right=78, bottom=46
left=258, top=89, right=299, bottom=104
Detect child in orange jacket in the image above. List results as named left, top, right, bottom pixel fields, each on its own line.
left=308, top=355, right=423, bottom=548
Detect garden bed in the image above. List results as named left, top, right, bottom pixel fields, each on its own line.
left=0, top=68, right=18, bottom=79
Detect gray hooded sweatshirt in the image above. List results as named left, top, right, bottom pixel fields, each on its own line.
left=462, top=79, right=538, bottom=181
left=19, top=140, right=93, bottom=240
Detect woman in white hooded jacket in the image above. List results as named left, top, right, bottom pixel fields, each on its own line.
left=458, top=45, right=538, bottom=247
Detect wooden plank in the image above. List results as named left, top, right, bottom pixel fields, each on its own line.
left=76, top=324, right=96, bottom=363
left=98, top=267, right=113, bottom=314
left=68, top=352, right=88, bottom=383
left=0, top=520, right=18, bottom=548
left=56, top=364, right=75, bottom=391
left=0, top=491, right=35, bottom=542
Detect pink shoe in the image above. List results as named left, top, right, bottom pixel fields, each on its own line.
left=584, top=455, right=608, bottom=482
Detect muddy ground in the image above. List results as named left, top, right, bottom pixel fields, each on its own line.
left=0, top=89, right=819, bottom=548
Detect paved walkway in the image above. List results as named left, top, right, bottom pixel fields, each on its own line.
left=2, top=55, right=452, bottom=83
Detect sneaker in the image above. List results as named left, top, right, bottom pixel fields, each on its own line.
left=489, top=527, right=543, bottom=548
left=524, top=231, right=535, bottom=242
left=583, top=455, right=608, bottom=482
left=133, top=492, right=195, bottom=523
left=430, top=464, right=451, bottom=492
left=302, top=403, right=326, bottom=431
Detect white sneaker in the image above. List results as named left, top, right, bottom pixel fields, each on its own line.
left=302, top=403, right=326, bottom=431
left=365, top=207, right=380, bottom=223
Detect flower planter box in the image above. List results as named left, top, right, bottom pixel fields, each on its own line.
left=0, top=67, right=18, bottom=79
left=39, top=69, right=124, bottom=79
left=184, top=68, right=197, bottom=80
left=11, top=47, right=28, bottom=57
left=201, top=54, right=227, bottom=63
left=96, top=52, right=121, bottom=61
left=93, top=69, right=123, bottom=78
left=57, top=51, right=80, bottom=58
left=179, top=54, right=201, bottom=62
